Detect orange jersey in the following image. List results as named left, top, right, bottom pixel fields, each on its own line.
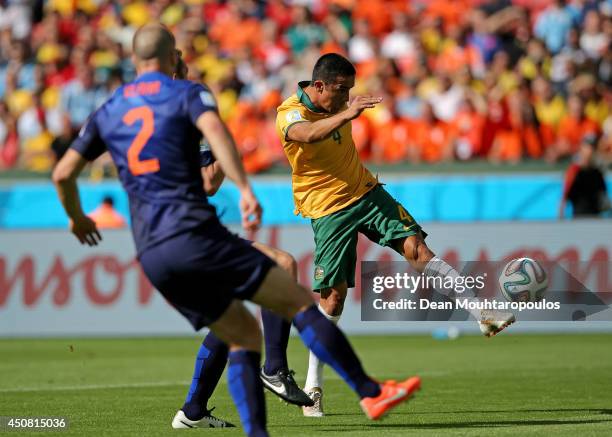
left=373, top=118, right=411, bottom=163
left=89, top=205, right=126, bottom=229
left=410, top=120, right=454, bottom=162
left=557, top=116, right=600, bottom=152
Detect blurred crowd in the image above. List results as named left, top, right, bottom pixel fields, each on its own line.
left=0, top=0, right=611, bottom=175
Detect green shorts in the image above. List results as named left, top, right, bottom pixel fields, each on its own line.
left=311, top=185, right=425, bottom=291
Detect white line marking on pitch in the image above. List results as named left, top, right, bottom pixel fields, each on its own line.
left=0, top=371, right=451, bottom=393
left=0, top=381, right=189, bottom=393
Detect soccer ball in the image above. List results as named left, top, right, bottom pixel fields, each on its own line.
left=498, top=258, right=548, bottom=302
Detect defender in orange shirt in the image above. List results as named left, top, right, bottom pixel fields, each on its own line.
left=88, top=196, right=127, bottom=229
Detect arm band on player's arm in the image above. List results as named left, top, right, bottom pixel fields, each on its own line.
left=70, top=112, right=107, bottom=161
left=200, top=139, right=216, bottom=168
left=200, top=150, right=215, bottom=167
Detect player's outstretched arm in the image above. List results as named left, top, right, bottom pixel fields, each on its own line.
left=196, top=111, right=261, bottom=231
left=52, top=149, right=102, bottom=246
left=287, top=95, right=382, bottom=143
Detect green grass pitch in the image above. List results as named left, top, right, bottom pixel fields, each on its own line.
left=1, top=334, right=611, bottom=436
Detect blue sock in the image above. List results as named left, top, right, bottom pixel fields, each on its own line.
left=227, top=350, right=268, bottom=437
left=182, top=332, right=228, bottom=420
left=261, top=309, right=290, bottom=375
left=293, top=304, right=380, bottom=399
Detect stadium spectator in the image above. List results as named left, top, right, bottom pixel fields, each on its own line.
left=559, top=134, right=610, bottom=218
left=452, top=94, right=487, bottom=160
left=88, top=195, right=126, bottom=229
left=0, top=39, right=35, bottom=98
left=285, top=6, right=325, bottom=55
left=380, top=14, right=416, bottom=62
left=550, top=27, right=587, bottom=95
left=428, top=75, right=465, bottom=122
left=17, top=90, right=46, bottom=142
left=257, top=20, right=290, bottom=72
left=600, top=112, right=612, bottom=163
left=0, top=0, right=609, bottom=174
left=551, top=93, right=600, bottom=160
left=410, top=102, right=454, bottom=163
left=533, top=75, right=567, bottom=149
left=320, top=8, right=350, bottom=55
left=467, top=7, right=499, bottom=68
left=515, top=81, right=546, bottom=159
left=534, top=0, right=573, bottom=54
left=0, top=99, right=18, bottom=168
left=371, top=100, right=413, bottom=164
left=579, top=9, right=608, bottom=60
left=0, top=0, right=31, bottom=40
left=16, top=91, right=55, bottom=172
left=490, top=83, right=545, bottom=163
left=61, top=65, right=109, bottom=130
left=348, top=19, right=376, bottom=64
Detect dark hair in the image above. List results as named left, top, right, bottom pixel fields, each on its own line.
left=102, top=195, right=115, bottom=206
left=311, top=53, right=356, bottom=84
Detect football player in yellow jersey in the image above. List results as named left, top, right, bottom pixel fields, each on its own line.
left=276, top=53, right=516, bottom=417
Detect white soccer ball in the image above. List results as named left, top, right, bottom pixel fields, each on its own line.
left=498, top=257, right=548, bottom=302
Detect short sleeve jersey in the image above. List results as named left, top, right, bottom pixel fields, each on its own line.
left=276, top=81, right=378, bottom=219
left=71, top=71, right=219, bottom=254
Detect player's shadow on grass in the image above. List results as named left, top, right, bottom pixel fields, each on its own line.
left=311, top=417, right=612, bottom=432
left=295, top=409, right=612, bottom=432
left=319, top=408, right=612, bottom=418
left=416, top=408, right=612, bottom=416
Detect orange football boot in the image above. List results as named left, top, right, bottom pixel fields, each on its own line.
left=359, top=377, right=421, bottom=420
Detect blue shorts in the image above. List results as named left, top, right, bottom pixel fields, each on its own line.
left=139, top=222, right=274, bottom=330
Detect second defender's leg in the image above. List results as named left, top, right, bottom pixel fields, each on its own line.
left=251, top=242, right=313, bottom=407
left=252, top=242, right=296, bottom=376
left=177, top=241, right=311, bottom=424
left=251, top=266, right=421, bottom=420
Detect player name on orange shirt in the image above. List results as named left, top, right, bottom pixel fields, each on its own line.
left=123, top=81, right=161, bottom=98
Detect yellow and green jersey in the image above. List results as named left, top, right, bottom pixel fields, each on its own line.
left=276, top=81, right=378, bottom=219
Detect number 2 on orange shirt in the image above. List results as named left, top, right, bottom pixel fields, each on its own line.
left=123, top=106, right=160, bottom=176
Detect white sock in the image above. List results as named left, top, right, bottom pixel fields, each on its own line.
left=423, top=256, right=482, bottom=318
left=304, top=304, right=340, bottom=391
